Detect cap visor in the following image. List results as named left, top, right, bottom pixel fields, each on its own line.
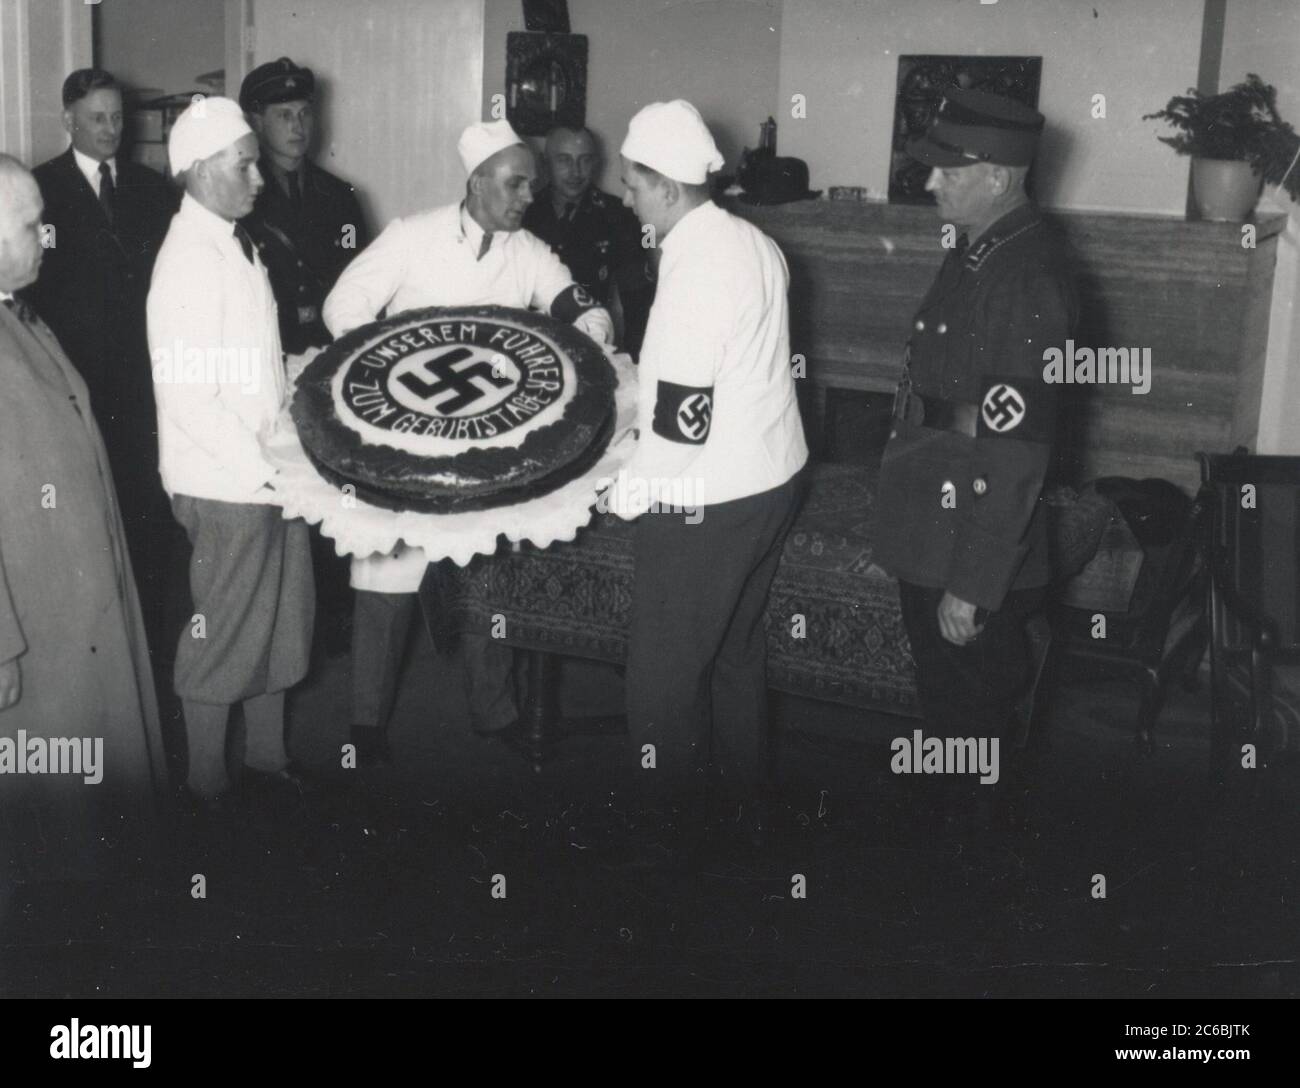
left=905, top=135, right=974, bottom=169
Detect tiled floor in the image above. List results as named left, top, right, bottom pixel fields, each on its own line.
left=2, top=631, right=1296, bottom=998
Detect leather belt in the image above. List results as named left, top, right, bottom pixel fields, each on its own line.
left=895, top=390, right=978, bottom=437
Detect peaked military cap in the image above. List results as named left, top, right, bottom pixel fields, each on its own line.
left=240, top=56, right=315, bottom=114
left=906, top=87, right=1044, bottom=168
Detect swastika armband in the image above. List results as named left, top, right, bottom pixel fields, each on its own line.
left=550, top=283, right=601, bottom=322
left=653, top=380, right=714, bottom=445
left=977, top=375, right=1050, bottom=443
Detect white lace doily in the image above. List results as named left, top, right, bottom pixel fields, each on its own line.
left=262, top=352, right=638, bottom=566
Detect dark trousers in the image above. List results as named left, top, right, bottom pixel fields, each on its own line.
left=626, top=473, right=804, bottom=813
left=351, top=590, right=516, bottom=730
left=897, top=581, right=1044, bottom=740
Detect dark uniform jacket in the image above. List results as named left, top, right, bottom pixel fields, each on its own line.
left=875, top=202, right=1078, bottom=613
left=29, top=149, right=177, bottom=450
left=241, top=159, right=368, bottom=354
left=523, top=185, right=654, bottom=354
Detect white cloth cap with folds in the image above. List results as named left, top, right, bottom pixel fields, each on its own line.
left=620, top=99, right=724, bottom=184
left=168, top=95, right=253, bottom=175
left=458, top=118, right=525, bottom=175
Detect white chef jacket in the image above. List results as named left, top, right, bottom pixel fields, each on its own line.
left=324, top=203, right=579, bottom=334
left=324, top=202, right=607, bottom=592
left=147, top=193, right=286, bottom=504
left=609, top=200, right=807, bottom=516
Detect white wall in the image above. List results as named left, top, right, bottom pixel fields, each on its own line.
left=482, top=0, right=782, bottom=191
left=97, top=0, right=224, bottom=99
left=229, top=0, right=484, bottom=228
left=1221, top=0, right=1300, bottom=455
left=0, top=0, right=92, bottom=166
left=776, top=0, right=1206, bottom=213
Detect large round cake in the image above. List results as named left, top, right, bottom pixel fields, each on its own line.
left=293, top=305, right=617, bottom=513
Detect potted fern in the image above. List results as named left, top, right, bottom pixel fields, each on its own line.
left=1145, top=74, right=1300, bottom=221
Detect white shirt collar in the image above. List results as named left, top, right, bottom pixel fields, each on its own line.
left=73, top=147, right=116, bottom=193
left=661, top=199, right=721, bottom=253
left=178, top=192, right=242, bottom=246
left=459, top=202, right=490, bottom=251
left=457, top=202, right=521, bottom=257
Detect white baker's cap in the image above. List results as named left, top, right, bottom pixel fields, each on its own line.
left=458, top=119, right=525, bottom=175
left=168, top=96, right=253, bottom=175
left=620, top=99, right=724, bottom=184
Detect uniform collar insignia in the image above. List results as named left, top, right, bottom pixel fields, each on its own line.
left=963, top=237, right=994, bottom=269
left=961, top=203, right=1042, bottom=271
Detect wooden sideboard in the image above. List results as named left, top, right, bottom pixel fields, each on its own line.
left=730, top=200, right=1286, bottom=494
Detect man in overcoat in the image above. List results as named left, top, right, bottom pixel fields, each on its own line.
left=0, top=153, right=166, bottom=881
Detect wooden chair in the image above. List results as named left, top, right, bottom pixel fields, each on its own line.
left=1049, top=478, right=1211, bottom=749
left=1198, top=451, right=1300, bottom=784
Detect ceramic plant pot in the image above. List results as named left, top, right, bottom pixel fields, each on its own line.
left=1191, top=158, right=1263, bottom=221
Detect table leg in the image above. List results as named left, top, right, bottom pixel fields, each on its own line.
left=524, top=649, right=556, bottom=765
left=808, top=383, right=834, bottom=459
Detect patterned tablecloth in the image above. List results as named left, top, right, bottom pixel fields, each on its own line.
left=447, top=462, right=922, bottom=715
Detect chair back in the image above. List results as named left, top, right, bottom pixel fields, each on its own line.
left=1198, top=451, right=1300, bottom=654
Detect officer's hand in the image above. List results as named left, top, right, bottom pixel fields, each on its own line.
left=937, top=592, right=983, bottom=647
left=0, top=657, right=21, bottom=711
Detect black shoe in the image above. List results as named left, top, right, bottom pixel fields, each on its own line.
left=242, top=764, right=306, bottom=816
left=474, top=716, right=520, bottom=737
left=349, top=725, right=391, bottom=768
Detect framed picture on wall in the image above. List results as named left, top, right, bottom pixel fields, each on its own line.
left=890, top=54, right=1042, bottom=204
left=506, top=31, right=588, bottom=136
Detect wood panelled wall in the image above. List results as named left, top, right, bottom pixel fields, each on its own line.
left=731, top=200, right=1285, bottom=495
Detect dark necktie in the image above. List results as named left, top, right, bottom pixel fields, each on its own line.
left=98, top=161, right=115, bottom=226
left=563, top=201, right=577, bottom=222
left=288, top=170, right=303, bottom=209
left=233, top=222, right=257, bottom=265
left=955, top=232, right=970, bottom=256
left=4, top=296, right=36, bottom=324
left=477, top=231, right=493, bottom=260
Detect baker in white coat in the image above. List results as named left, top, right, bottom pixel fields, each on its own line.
left=609, top=100, right=808, bottom=856
left=148, top=97, right=315, bottom=807
left=323, top=119, right=613, bottom=761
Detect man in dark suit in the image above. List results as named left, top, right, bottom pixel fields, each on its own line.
left=28, top=68, right=178, bottom=650
left=239, top=56, right=369, bottom=355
